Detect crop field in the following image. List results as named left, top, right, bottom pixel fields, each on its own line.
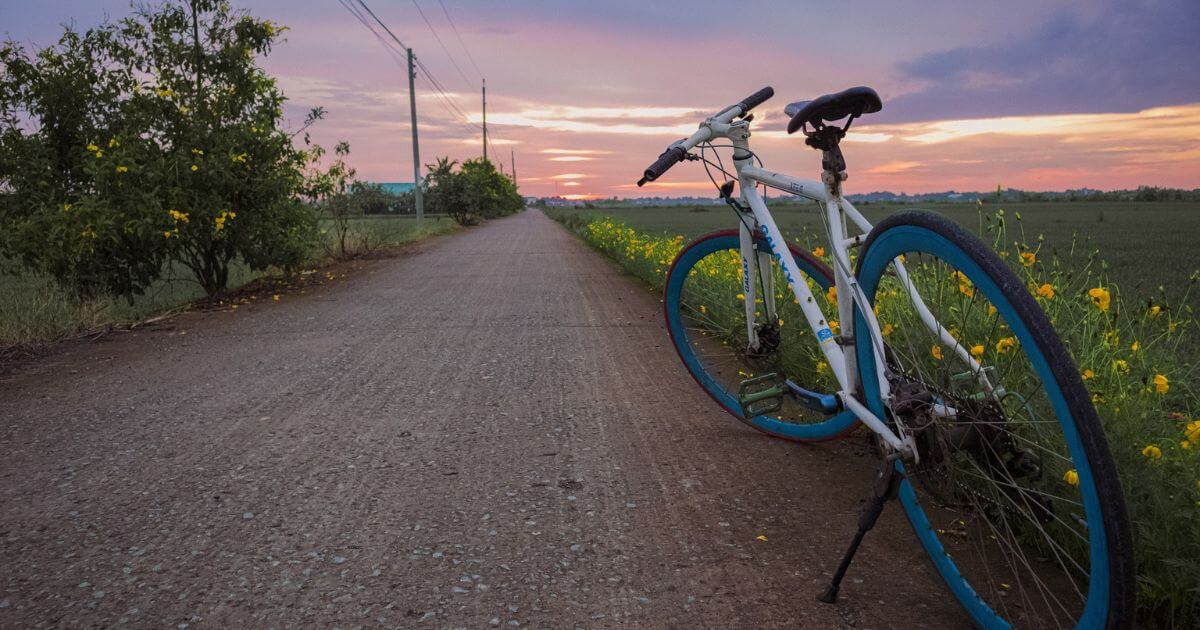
left=547, top=201, right=1200, bottom=306
left=0, top=215, right=454, bottom=347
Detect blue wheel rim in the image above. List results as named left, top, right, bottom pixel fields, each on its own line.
left=664, top=233, right=858, bottom=440
left=854, top=225, right=1110, bottom=629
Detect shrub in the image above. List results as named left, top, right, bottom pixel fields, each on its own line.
left=0, top=0, right=329, bottom=299
left=424, top=156, right=521, bottom=225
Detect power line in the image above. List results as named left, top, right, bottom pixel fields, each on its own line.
left=346, top=0, right=480, bottom=131
left=338, top=0, right=402, bottom=63
left=437, top=0, right=483, bottom=80
left=339, top=0, right=508, bottom=159
left=349, top=0, right=409, bottom=51
left=411, top=0, right=474, bottom=91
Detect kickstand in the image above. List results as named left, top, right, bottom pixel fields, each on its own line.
left=817, top=459, right=900, bottom=604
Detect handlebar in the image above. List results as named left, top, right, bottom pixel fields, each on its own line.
left=637, top=86, right=773, bottom=187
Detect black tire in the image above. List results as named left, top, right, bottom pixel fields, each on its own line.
left=855, top=211, right=1135, bottom=628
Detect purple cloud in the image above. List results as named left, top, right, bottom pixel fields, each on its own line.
left=881, top=0, right=1200, bottom=123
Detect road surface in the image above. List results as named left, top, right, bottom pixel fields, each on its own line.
left=0, top=210, right=968, bottom=628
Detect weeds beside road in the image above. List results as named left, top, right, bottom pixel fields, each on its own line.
left=0, top=215, right=454, bottom=350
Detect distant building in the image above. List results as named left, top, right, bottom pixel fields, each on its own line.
left=375, top=182, right=416, bottom=195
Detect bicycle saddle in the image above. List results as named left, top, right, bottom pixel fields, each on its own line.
left=785, top=86, right=882, bottom=134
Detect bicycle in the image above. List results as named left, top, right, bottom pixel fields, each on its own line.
left=639, top=86, right=1134, bottom=628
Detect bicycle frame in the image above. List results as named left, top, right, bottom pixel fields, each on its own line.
left=689, top=117, right=988, bottom=456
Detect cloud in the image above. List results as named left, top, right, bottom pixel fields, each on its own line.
left=865, top=161, right=922, bottom=174
left=541, top=148, right=612, bottom=155
left=884, top=0, right=1200, bottom=123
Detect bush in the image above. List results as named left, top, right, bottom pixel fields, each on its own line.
left=424, top=156, right=521, bottom=226
left=557, top=210, right=1199, bottom=627
left=0, top=0, right=330, bottom=299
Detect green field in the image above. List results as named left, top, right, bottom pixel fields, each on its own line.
left=548, top=201, right=1200, bottom=306
left=0, top=215, right=454, bottom=347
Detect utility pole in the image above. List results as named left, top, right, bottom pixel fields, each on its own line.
left=407, top=48, right=423, bottom=219
left=510, top=149, right=516, bottom=185
left=481, top=78, right=488, bottom=162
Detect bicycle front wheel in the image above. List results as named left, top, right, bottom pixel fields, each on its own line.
left=854, top=211, right=1134, bottom=628
left=663, top=229, right=859, bottom=441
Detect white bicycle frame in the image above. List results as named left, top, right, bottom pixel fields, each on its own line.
left=665, top=104, right=989, bottom=458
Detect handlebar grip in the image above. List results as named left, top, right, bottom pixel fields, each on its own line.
left=637, top=145, right=687, bottom=187
left=737, top=86, right=775, bottom=113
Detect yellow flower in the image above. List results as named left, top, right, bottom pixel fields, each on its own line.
left=951, top=270, right=970, bottom=284
left=812, top=247, right=825, bottom=257
left=115, top=165, right=128, bottom=173
left=1131, top=341, right=1140, bottom=352
left=987, top=304, right=997, bottom=316
left=1153, top=374, right=1169, bottom=395
left=755, top=535, right=768, bottom=542
left=191, top=148, right=204, bottom=155
left=94, top=150, right=104, bottom=158
left=168, top=209, right=190, bottom=223
left=1148, top=305, right=1162, bottom=318
left=108, top=138, right=119, bottom=148
left=273, top=294, right=280, bottom=301
left=698, top=305, right=706, bottom=314
left=231, top=152, right=248, bottom=163
left=1088, top=287, right=1111, bottom=312
left=970, top=344, right=984, bottom=359
left=882, top=323, right=894, bottom=337
left=1112, top=359, right=1129, bottom=373
left=958, top=283, right=975, bottom=298
left=86, top=143, right=99, bottom=152
left=931, top=345, right=944, bottom=360
left=190, top=164, right=199, bottom=172
left=1141, top=444, right=1162, bottom=459
left=1103, top=330, right=1120, bottom=347
left=1063, top=469, right=1079, bottom=486
left=736, top=293, right=745, bottom=301
left=829, top=320, right=840, bottom=334
left=996, top=336, right=1017, bottom=354
left=1020, top=252, right=1036, bottom=267
left=1185, top=420, right=1200, bottom=444
left=826, top=285, right=837, bottom=303
left=1036, top=283, right=1055, bottom=300
left=1082, top=369, right=1095, bottom=381
left=815, top=361, right=829, bottom=375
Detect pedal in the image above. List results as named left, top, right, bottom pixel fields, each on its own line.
left=738, top=373, right=785, bottom=418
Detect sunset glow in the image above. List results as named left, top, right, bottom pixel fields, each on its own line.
left=9, top=0, right=1195, bottom=198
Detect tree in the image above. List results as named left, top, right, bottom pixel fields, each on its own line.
left=424, top=157, right=477, bottom=225
left=0, top=0, right=328, bottom=298
left=423, top=157, right=522, bottom=226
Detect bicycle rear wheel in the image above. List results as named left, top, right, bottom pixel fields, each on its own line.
left=663, top=229, right=858, bottom=441
left=853, top=211, right=1134, bottom=628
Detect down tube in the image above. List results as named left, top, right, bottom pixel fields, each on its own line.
left=739, top=183, right=849, bottom=389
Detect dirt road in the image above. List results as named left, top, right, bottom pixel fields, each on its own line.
left=0, top=210, right=968, bottom=628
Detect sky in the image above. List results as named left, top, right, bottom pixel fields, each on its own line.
left=3, top=0, right=1199, bottom=199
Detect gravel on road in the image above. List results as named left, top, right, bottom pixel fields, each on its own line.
left=0, top=209, right=968, bottom=628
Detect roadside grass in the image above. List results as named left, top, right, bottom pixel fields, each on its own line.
left=550, top=206, right=1200, bottom=627
left=0, top=215, right=454, bottom=348
left=548, top=201, right=1200, bottom=363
